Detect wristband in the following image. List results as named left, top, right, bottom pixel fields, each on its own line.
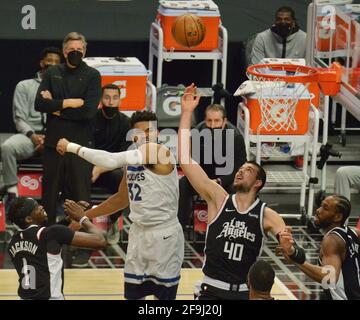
left=289, top=245, right=306, bottom=264
left=67, top=142, right=82, bottom=154
left=26, top=130, right=34, bottom=138
left=79, top=216, right=90, bottom=227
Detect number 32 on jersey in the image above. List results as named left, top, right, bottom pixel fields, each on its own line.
left=128, top=183, right=142, bottom=201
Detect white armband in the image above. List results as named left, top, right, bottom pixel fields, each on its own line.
left=79, top=216, right=90, bottom=227
left=66, top=142, right=82, bottom=154
left=77, top=148, right=143, bottom=170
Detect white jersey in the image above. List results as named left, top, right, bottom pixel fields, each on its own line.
left=126, top=161, right=179, bottom=227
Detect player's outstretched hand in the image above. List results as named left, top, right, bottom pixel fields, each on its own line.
left=181, top=83, right=201, bottom=113
left=69, top=221, right=81, bottom=231
left=77, top=200, right=92, bottom=211
left=64, top=199, right=85, bottom=223
left=56, top=138, right=70, bottom=155
left=278, top=226, right=295, bottom=256
left=275, top=246, right=292, bottom=264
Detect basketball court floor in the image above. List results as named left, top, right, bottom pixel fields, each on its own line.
left=0, top=268, right=296, bottom=300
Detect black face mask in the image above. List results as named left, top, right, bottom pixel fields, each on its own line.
left=102, top=106, right=118, bottom=119
left=67, top=50, right=83, bottom=67
left=271, top=22, right=298, bottom=38
left=43, top=64, right=52, bottom=70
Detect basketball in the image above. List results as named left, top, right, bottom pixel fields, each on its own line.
left=171, top=14, right=206, bottom=48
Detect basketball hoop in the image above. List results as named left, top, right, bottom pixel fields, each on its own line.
left=247, top=62, right=342, bottom=94
left=243, top=62, right=342, bottom=134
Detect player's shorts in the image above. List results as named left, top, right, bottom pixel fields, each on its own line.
left=124, top=219, right=184, bottom=300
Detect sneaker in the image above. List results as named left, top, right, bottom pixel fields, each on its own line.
left=71, top=249, right=91, bottom=268
left=294, top=156, right=304, bottom=170
left=106, top=222, right=120, bottom=245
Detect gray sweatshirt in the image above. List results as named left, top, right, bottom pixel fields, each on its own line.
left=250, top=29, right=307, bottom=65
left=12, top=72, right=45, bottom=135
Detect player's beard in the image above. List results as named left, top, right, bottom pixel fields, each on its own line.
left=313, top=217, right=332, bottom=230
left=233, top=182, right=251, bottom=193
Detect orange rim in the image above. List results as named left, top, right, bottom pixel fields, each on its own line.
left=247, top=64, right=319, bottom=83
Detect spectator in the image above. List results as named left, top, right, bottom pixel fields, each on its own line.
left=35, top=32, right=101, bottom=225
left=250, top=6, right=307, bottom=65
left=92, top=83, right=131, bottom=243
left=334, top=166, right=360, bottom=201
left=178, top=104, right=247, bottom=231
left=1, top=47, right=62, bottom=209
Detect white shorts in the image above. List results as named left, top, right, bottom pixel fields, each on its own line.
left=124, top=220, right=184, bottom=299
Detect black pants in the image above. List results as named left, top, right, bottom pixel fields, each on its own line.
left=177, top=176, right=233, bottom=230
left=93, top=168, right=125, bottom=223
left=177, top=176, right=198, bottom=229
left=93, top=168, right=123, bottom=194
left=42, top=147, right=93, bottom=225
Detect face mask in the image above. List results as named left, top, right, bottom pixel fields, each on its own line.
left=102, top=106, right=118, bottom=119
left=43, top=64, right=52, bottom=70
left=271, top=22, right=293, bottom=38
left=67, top=50, right=83, bottom=67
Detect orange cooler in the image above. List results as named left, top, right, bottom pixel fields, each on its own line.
left=156, top=0, right=221, bottom=51
left=84, top=57, right=149, bottom=111
left=244, top=84, right=312, bottom=135
left=316, top=0, right=354, bottom=52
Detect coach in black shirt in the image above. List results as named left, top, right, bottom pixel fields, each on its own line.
left=35, top=32, right=101, bottom=224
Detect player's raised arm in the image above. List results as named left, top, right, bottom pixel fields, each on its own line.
left=279, top=228, right=343, bottom=284
left=178, top=84, right=227, bottom=204
left=56, top=138, right=143, bottom=170
left=56, top=139, right=172, bottom=171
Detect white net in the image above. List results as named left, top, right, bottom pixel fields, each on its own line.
left=247, top=66, right=313, bottom=134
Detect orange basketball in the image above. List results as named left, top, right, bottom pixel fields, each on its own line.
left=171, top=14, right=206, bottom=48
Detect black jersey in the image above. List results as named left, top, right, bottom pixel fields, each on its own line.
left=203, top=195, right=266, bottom=285
left=320, top=227, right=360, bottom=300
left=8, top=224, right=74, bottom=300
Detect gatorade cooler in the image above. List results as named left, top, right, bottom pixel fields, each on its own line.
left=0, top=202, right=5, bottom=232
left=156, top=0, right=221, bottom=51
left=316, top=0, right=354, bottom=52
left=349, top=68, right=360, bottom=89
left=243, top=83, right=312, bottom=135
left=83, top=57, right=149, bottom=112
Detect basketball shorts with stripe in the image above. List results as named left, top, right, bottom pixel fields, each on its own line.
left=124, top=221, right=184, bottom=300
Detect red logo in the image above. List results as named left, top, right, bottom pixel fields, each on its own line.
left=18, top=173, right=42, bottom=197
left=197, top=209, right=208, bottom=222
